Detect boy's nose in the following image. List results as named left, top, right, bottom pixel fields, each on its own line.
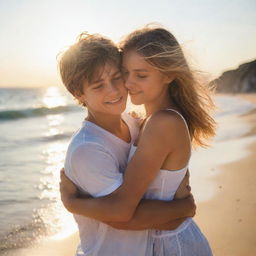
left=107, top=82, right=119, bottom=95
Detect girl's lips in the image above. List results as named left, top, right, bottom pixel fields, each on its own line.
left=129, top=91, right=141, bottom=95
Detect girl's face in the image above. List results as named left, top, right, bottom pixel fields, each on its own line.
left=122, top=50, right=171, bottom=105
left=77, top=62, right=128, bottom=116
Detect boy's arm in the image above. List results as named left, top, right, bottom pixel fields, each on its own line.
left=107, top=217, right=187, bottom=231
left=60, top=169, right=195, bottom=230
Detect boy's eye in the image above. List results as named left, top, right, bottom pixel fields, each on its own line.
left=122, top=70, right=129, bottom=76
left=93, top=84, right=103, bottom=90
left=113, top=76, right=122, bottom=80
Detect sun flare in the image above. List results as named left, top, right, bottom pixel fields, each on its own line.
left=42, top=86, right=66, bottom=108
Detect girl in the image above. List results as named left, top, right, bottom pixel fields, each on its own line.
left=120, top=26, right=215, bottom=255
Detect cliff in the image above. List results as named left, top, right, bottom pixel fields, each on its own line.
left=212, top=60, right=256, bottom=93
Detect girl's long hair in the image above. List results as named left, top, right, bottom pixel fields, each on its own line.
left=120, top=26, right=216, bottom=147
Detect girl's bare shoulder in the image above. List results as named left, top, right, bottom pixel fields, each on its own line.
left=140, top=110, right=190, bottom=152
left=145, top=110, right=187, bottom=134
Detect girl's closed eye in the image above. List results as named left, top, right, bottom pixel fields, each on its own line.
left=137, top=74, right=147, bottom=79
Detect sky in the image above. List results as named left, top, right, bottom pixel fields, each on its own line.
left=0, top=0, right=255, bottom=87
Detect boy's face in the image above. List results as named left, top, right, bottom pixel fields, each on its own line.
left=78, top=62, right=128, bottom=116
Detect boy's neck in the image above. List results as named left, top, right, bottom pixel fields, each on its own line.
left=86, top=111, right=124, bottom=135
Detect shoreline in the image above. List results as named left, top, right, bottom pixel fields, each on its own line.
left=3, top=232, right=79, bottom=256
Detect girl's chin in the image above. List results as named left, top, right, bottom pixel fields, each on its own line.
left=130, top=99, right=143, bottom=106
left=129, top=95, right=144, bottom=105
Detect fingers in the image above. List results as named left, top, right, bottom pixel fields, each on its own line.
left=184, top=170, right=190, bottom=183
left=60, top=168, right=70, bottom=183
left=179, top=175, right=190, bottom=190
left=60, top=168, right=65, bottom=180
left=182, top=169, right=191, bottom=191
left=188, top=193, right=194, bottom=201
left=188, top=194, right=196, bottom=216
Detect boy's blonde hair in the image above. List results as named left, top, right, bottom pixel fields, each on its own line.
left=58, top=33, right=120, bottom=101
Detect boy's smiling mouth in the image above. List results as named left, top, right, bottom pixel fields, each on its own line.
left=105, top=96, right=123, bottom=104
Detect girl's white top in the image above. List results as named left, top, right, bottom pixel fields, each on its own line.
left=64, top=113, right=149, bottom=256
left=127, top=109, right=212, bottom=256
left=128, top=109, right=191, bottom=235
left=129, top=143, right=188, bottom=200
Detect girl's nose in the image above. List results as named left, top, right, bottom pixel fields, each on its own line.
left=124, top=75, right=135, bottom=90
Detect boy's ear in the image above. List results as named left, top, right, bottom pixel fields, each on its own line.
left=74, top=90, right=86, bottom=103
left=74, top=89, right=83, bottom=99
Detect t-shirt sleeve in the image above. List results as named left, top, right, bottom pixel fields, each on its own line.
left=66, top=143, right=123, bottom=197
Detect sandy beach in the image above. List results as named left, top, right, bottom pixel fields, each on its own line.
left=193, top=93, right=256, bottom=256
left=6, top=93, right=256, bottom=256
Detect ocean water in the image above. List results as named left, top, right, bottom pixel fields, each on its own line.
left=0, top=87, right=85, bottom=254
left=0, top=87, right=255, bottom=254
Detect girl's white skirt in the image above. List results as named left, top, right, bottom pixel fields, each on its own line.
left=147, top=218, right=213, bottom=256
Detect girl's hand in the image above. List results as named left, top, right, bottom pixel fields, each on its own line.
left=59, top=168, right=79, bottom=208
left=128, top=111, right=140, bottom=119
left=128, top=111, right=144, bottom=127
left=174, top=170, right=191, bottom=199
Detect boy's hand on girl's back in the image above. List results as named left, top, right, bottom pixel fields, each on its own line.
left=174, top=170, right=196, bottom=217
left=174, top=169, right=191, bottom=200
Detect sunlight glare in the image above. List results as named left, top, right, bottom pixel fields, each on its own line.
left=42, top=86, right=66, bottom=108
left=50, top=206, right=78, bottom=241
left=38, top=139, right=78, bottom=240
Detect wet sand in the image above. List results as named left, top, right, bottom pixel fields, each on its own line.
left=3, top=233, right=79, bottom=256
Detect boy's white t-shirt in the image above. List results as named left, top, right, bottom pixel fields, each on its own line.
left=64, top=113, right=148, bottom=256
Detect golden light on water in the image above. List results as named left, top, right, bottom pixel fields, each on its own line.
left=43, top=142, right=65, bottom=166
left=38, top=91, right=79, bottom=239
left=42, top=86, right=66, bottom=108
left=47, top=114, right=64, bottom=126
left=35, top=84, right=81, bottom=240
left=45, top=115, right=64, bottom=137
left=45, top=127, right=61, bottom=137
left=39, top=142, right=66, bottom=202
left=39, top=140, right=78, bottom=240
left=49, top=208, right=78, bottom=241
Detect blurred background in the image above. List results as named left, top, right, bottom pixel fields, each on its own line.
left=0, top=0, right=255, bottom=255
